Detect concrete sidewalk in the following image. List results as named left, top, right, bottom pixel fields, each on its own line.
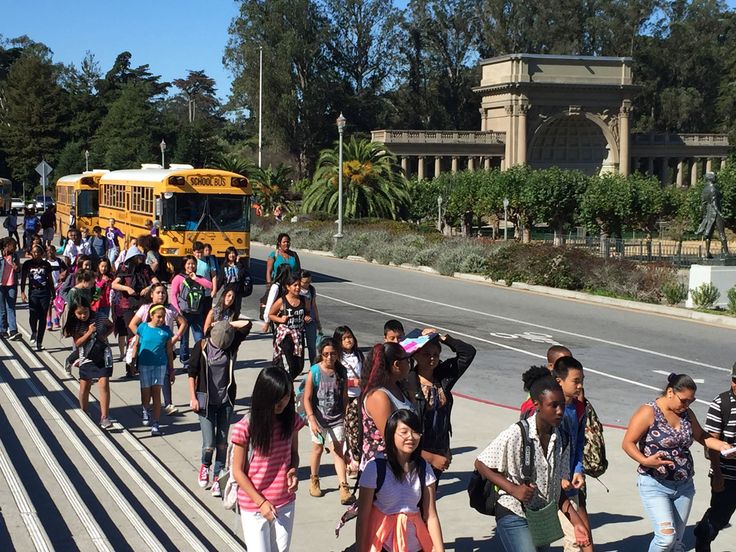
left=11, top=301, right=731, bottom=551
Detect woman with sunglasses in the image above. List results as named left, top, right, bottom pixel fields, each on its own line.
left=622, top=373, right=736, bottom=552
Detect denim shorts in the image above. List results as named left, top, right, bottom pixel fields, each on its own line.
left=139, top=364, right=166, bottom=388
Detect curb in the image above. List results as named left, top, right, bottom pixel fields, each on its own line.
left=251, top=241, right=736, bottom=329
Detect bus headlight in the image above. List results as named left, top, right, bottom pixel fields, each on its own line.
left=162, top=248, right=179, bottom=255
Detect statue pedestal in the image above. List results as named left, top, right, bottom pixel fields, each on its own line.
left=686, top=264, right=736, bottom=309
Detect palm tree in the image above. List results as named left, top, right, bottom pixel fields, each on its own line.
left=210, top=153, right=256, bottom=178
left=251, top=163, right=293, bottom=212
left=302, top=137, right=409, bottom=219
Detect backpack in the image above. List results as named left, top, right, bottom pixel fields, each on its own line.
left=82, top=331, right=113, bottom=370
left=373, top=457, right=427, bottom=506
left=177, top=277, right=204, bottom=314
left=467, top=419, right=534, bottom=516
left=295, top=364, right=322, bottom=421
left=582, top=399, right=608, bottom=479
left=239, top=267, right=253, bottom=298
left=2, top=218, right=9, bottom=229
left=221, top=421, right=254, bottom=512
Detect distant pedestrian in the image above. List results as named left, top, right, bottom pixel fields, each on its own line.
left=230, top=366, right=304, bottom=552
left=0, top=237, right=21, bottom=340
left=20, top=244, right=54, bottom=351
left=622, top=373, right=736, bottom=552
left=4, top=208, right=20, bottom=244
left=22, top=208, right=40, bottom=251
left=216, top=246, right=252, bottom=318
left=68, top=207, right=76, bottom=230
left=694, top=364, right=736, bottom=551
left=299, top=270, right=322, bottom=363
left=40, top=205, right=55, bottom=245
left=105, top=218, right=125, bottom=265
left=134, top=305, right=174, bottom=436
left=265, top=233, right=300, bottom=285
left=355, top=409, right=444, bottom=552
left=88, top=225, right=107, bottom=264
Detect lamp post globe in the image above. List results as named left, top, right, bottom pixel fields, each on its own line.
left=160, top=139, right=167, bottom=168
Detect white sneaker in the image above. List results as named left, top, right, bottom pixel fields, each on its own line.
left=150, top=423, right=161, bottom=436
left=142, top=408, right=151, bottom=426
left=164, top=404, right=179, bottom=415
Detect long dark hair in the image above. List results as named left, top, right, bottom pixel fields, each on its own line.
left=384, top=409, right=423, bottom=481
left=248, top=367, right=295, bottom=456
left=63, top=295, right=93, bottom=338
left=215, top=283, right=239, bottom=319
left=333, top=325, right=363, bottom=359
left=224, top=246, right=238, bottom=266
left=364, top=342, right=406, bottom=394
left=317, top=337, right=346, bottom=381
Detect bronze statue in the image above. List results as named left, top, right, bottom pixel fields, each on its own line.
left=696, top=172, right=730, bottom=258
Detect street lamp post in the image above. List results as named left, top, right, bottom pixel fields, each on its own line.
left=503, top=197, right=509, bottom=241
left=84, top=149, right=90, bottom=172
left=335, top=112, right=346, bottom=239
left=258, top=45, right=263, bottom=168
left=437, top=195, right=443, bottom=231
left=160, top=139, right=167, bottom=168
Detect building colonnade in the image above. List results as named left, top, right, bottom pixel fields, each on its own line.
left=631, top=156, right=729, bottom=186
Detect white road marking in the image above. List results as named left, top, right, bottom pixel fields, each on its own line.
left=9, top=344, right=167, bottom=552
left=0, top=430, right=52, bottom=551
left=652, top=370, right=704, bottom=384
left=0, top=344, right=113, bottom=552
left=341, top=281, right=730, bottom=373
left=36, top=345, right=246, bottom=552
left=319, top=292, right=710, bottom=405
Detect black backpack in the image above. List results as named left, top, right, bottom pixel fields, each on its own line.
left=467, top=419, right=534, bottom=516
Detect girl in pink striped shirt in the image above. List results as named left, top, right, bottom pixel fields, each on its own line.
left=230, top=366, right=304, bottom=552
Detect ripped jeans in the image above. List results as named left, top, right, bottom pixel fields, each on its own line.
left=637, top=473, right=695, bottom=552
left=199, top=402, right=233, bottom=477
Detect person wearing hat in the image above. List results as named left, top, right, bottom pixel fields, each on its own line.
left=112, top=242, right=160, bottom=377
left=694, top=363, right=736, bottom=551
left=188, top=319, right=251, bottom=497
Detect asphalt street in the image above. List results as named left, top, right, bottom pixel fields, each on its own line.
left=250, top=243, right=736, bottom=426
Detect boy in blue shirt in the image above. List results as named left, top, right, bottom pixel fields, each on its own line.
left=554, top=356, right=592, bottom=552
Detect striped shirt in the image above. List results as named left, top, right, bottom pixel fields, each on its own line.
left=704, top=390, right=736, bottom=480
left=230, top=413, right=305, bottom=511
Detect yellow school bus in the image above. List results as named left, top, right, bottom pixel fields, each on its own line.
left=55, top=170, right=108, bottom=236
left=98, top=164, right=251, bottom=264
left=0, top=178, right=11, bottom=214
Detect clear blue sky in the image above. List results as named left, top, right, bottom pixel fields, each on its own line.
left=1, top=0, right=734, bottom=103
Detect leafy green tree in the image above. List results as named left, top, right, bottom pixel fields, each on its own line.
left=211, top=153, right=257, bottom=177
left=302, top=137, right=408, bottom=219
left=522, top=167, right=589, bottom=245
left=252, top=164, right=293, bottom=212
left=628, top=173, right=667, bottom=238
left=91, top=81, right=156, bottom=169
left=0, top=49, right=66, bottom=192
left=579, top=173, right=633, bottom=238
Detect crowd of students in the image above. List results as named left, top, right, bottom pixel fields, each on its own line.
left=3, top=220, right=736, bottom=552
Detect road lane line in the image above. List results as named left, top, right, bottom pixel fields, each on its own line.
left=8, top=343, right=168, bottom=552
left=341, top=281, right=730, bottom=373
left=0, top=346, right=112, bottom=552
left=319, top=292, right=710, bottom=405
left=33, top=342, right=246, bottom=552
left=0, top=432, right=52, bottom=551
left=652, top=369, right=704, bottom=384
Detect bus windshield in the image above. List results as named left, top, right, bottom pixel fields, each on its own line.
left=161, top=193, right=250, bottom=232
left=77, top=189, right=99, bottom=217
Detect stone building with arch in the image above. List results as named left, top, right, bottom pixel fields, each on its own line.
left=372, top=54, right=729, bottom=185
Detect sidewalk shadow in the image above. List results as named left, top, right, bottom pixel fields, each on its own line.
left=595, top=533, right=654, bottom=551
left=445, top=534, right=498, bottom=551
left=436, top=469, right=473, bottom=499
left=588, top=511, right=642, bottom=530
left=250, top=258, right=348, bottom=285
left=451, top=445, right=477, bottom=456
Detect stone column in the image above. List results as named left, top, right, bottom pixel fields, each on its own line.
left=417, top=156, right=425, bottom=181
left=690, top=158, right=699, bottom=186
left=504, top=104, right=515, bottom=167
left=479, top=108, right=486, bottom=131
left=517, top=101, right=529, bottom=166
left=618, top=100, right=631, bottom=176
left=660, top=157, right=669, bottom=185
left=467, top=157, right=475, bottom=171
left=722, top=157, right=728, bottom=170
left=706, top=158, right=713, bottom=173
left=451, top=157, right=458, bottom=173
left=647, top=157, right=654, bottom=176
left=500, top=157, right=506, bottom=170
left=676, top=159, right=685, bottom=187
left=484, top=157, right=491, bottom=170
left=434, top=156, right=441, bottom=177
left=400, top=156, right=408, bottom=175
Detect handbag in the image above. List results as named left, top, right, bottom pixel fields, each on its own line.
left=525, top=425, right=564, bottom=546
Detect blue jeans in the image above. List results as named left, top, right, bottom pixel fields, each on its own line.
left=304, top=320, right=318, bottom=364
left=0, top=285, right=18, bottom=333
left=496, top=513, right=550, bottom=552
left=199, top=402, right=233, bottom=476
left=179, top=312, right=203, bottom=368
left=638, top=473, right=695, bottom=552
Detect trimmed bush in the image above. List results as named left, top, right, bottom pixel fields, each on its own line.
left=662, top=280, right=688, bottom=305
left=729, top=286, right=736, bottom=314
left=413, top=246, right=441, bottom=267
left=691, top=282, right=720, bottom=310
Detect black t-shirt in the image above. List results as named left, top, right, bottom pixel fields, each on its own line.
left=21, top=258, right=53, bottom=294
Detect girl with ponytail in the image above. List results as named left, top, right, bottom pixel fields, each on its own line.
left=359, top=342, right=415, bottom=470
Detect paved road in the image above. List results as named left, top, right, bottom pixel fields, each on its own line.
left=250, top=243, right=736, bottom=426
